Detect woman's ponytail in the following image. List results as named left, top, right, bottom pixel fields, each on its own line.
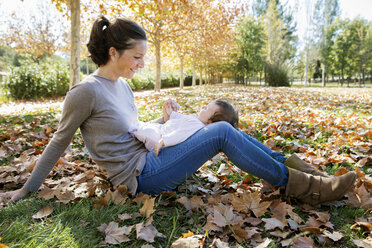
left=87, top=16, right=111, bottom=67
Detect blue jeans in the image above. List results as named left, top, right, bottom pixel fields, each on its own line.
left=137, top=121, right=289, bottom=194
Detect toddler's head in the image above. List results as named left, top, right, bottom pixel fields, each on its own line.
left=197, top=100, right=239, bottom=129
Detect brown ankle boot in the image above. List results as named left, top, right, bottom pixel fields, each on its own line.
left=284, top=154, right=329, bottom=177
left=285, top=167, right=357, bottom=206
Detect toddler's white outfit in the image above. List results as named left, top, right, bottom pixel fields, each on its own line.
left=130, top=111, right=205, bottom=151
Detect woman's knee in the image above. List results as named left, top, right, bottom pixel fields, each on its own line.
left=205, top=121, right=236, bottom=139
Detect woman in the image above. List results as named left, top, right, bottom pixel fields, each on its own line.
left=0, top=16, right=356, bottom=206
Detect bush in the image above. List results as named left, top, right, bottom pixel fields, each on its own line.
left=5, top=60, right=69, bottom=99
left=128, top=71, right=199, bottom=91
left=266, top=63, right=290, bottom=87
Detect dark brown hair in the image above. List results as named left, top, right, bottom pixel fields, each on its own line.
left=87, top=16, right=147, bottom=67
left=209, top=100, right=239, bottom=129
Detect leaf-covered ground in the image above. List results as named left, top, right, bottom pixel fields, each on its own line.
left=0, top=85, right=371, bottom=248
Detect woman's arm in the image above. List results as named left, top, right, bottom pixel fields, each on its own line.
left=0, top=83, right=95, bottom=202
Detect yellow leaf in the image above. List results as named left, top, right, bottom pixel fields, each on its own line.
left=182, top=230, right=194, bottom=238
left=140, top=198, right=155, bottom=218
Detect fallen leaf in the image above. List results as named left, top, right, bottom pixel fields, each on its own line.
left=37, top=188, right=55, bottom=200
left=212, top=203, right=243, bottom=227
left=0, top=237, right=9, bottom=248
left=171, top=235, right=204, bottom=248
left=322, top=230, right=344, bottom=241
left=232, top=224, right=248, bottom=243
left=291, top=236, right=315, bottom=248
left=182, top=230, right=194, bottom=238
left=32, top=206, right=53, bottom=219
left=140, top=198, right=155, bottom=218
left=97, top=221, right=133, bottom=245
left=334, top=167, right=349, bottom=176
left=352, top=237, right=372, bottom=248
left=231, top=191, right=270, bottom=217
left=256, top=237, right=272, bottom=248
left=136, top=223, right=165, bottom=243
left=350, top=222, right=372, bottom=230
left=262, top=217, right=288, bottom=230
left=118, top=213, right=132, bottom=221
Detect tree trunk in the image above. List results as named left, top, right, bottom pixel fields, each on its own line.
left=179, top=55, right=184, bottom=89
left=86, top=57, right=89, bottom=75
left=321, top=63, right=325, bottom=87
left=154, top=40, right=161, bottom=91
left=69, top=0, right=80, bottom=88
left=199, top=67, right=202, bottom=85
left=205, top=68, right=208, bottom=84
left=192, top=62, right=196, bottom=86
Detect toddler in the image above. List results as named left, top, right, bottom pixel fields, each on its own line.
left=130, top=100, right=238, bottom=155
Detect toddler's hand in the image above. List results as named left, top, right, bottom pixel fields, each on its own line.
left=153, top=139, right=165, bottom=156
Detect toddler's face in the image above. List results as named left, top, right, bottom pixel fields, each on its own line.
left=197, top=102, right=219, bottom=124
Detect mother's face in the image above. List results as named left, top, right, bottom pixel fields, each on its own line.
left=111, top=40, right=147, bottom=79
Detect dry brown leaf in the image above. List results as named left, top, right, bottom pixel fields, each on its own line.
left=291, top=236, right=316, bottom=248
left=176, top=195, right=204, bottom=212
left=37, top=188, right=55, bottom=200
left=269, top=230, right=290, bottom=238
left=245, top=226, right=261, bottom=239
left=55, top=190, right=75, bottom=203
left=141, top=245, right=155, bottom=248
left=305, top=216, right=323, bottom=228
left=212, top=203, right=243, bottom=227
left=97, top=221, right=132, bottom=245
left=256, top=237, right=272, bottom=248
left=136, top=223, right=165, bottom=243
left=92, top=197, right=108, bottom=210
left=232, top=224, right=248, bottom=243
left=210, top=238, right=230, bottom=248
left=322, top=230, right=344, bottom=241
left=346, top=184, right=372, bottom=209
left=140, top=198, right=155, bottom=218
left=133, top=193, right=150, bottom=205
left=171, top=235, right=204, bottom=248
left=312, top=211, right=330, bottom=223
left=118, top=213, right=132, bottom=221
left=231, top=191, right=270, bottom=217
left=32, top=206, right=53, bottom=219
left=262, top=217, right=288, bottom=230
left=352, top=237, right=372, bottom=248
left=299, top=227, right=326, bottom=234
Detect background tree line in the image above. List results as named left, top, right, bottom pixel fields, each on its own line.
left=232, top=0, right=372, bottom=87
left=0, top=0, right=371, bottom=99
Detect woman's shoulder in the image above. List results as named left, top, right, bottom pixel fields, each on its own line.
left=70, top=75, right=100, bottom=93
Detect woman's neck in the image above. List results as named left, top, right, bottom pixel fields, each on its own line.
left=96, top=65, right=119, bottom=81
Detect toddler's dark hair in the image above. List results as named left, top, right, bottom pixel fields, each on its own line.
left=210, top=100, right=239, bottom=129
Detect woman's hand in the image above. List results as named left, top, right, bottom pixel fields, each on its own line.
left=163, top=99, right=179, bottom=122
left=0, top=188, right=29, bottom=203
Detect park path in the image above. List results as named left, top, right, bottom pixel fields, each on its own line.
left=0, top=87, right=178, bottom=116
